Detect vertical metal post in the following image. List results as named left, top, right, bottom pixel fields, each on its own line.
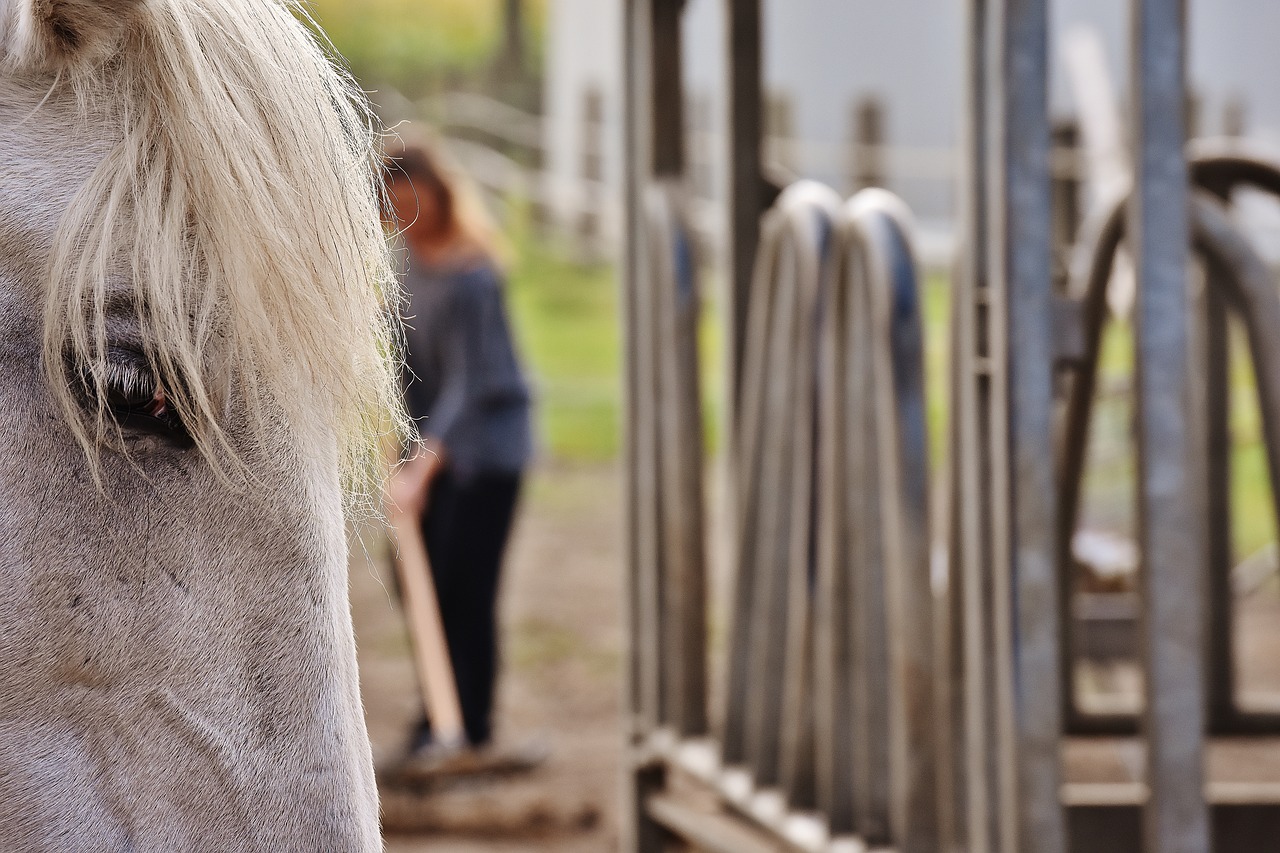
left=651, top=0, right=685, bottom=178
left=988, top=0, right=1065, bottom=851
left=621, top=1, right=685, bottom=849
left=725, top=0, right=764, bottom=416
left=622, top=0, right=649, bottom=745
left=1202, top=245, right=1236, bottom=734
left=621, top=0, right=659, bottom=848
left=1129, top=1, right=1209, bottom=851
left=578, top=86, right=605, bottom=258
left=848, top=97, right=886, bottom=194
left=719, top=0, right=764, bottom=771
left=955, top=1, right=1004, bottom=849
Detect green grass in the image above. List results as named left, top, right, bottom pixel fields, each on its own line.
left=504, top=219, right=724, bottom=464
left=505, top=232, right=622, bottom=463
left=304, top=0, right=546, bottom=94
left=1076, top=313, right=1276, bottom=557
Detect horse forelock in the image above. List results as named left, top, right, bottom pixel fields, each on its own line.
left=21, top=0, right=405, bottom=508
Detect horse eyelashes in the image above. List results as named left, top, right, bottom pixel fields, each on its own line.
left=70, top=347, right=191, bottom=444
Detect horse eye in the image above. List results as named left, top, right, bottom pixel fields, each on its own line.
left=100, top=360, right=159, bottom=412
left=73, top=348, right=191, bottom=442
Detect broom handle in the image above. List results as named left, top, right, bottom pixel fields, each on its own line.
left=390, top=509, right=466, bottom=747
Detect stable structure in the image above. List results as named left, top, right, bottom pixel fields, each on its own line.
left=557, top=0, right=1280, bottom=262
left=622, top=2, right=1280, bottom=852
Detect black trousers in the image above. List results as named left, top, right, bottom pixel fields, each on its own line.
left=414, top=467, right=522, bottom=747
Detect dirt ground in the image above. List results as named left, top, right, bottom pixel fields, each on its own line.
left=350, top=462, right=625, bottom=852
left=349, top=459, right=1280, bottom=850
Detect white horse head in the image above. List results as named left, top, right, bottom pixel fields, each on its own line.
left=0, top=0, right=400, bottom=848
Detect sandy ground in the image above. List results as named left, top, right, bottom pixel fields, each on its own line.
left=351, top=462, right=624, bottom=852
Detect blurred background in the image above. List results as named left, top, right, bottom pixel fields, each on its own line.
left=320, top=1, right=1280, bottom=849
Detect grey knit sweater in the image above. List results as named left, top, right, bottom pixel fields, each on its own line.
left=399, top=256, right=533, bottom=480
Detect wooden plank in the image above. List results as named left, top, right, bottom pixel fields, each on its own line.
left=1067, top=802, right=1280, bottom=853
left=647, top=793, right=783, bottom=853
left=625, top=760, right=670, bottom=853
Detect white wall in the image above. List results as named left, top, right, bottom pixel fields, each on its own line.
left=543, top=0, right=1280, bottom=260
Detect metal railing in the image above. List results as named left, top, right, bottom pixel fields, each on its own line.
left=627, top=177, right=937, bottom=853
left=622, top=2, right=1280, bottom=852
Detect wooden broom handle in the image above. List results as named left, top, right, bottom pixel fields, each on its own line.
left=389, top=509, right=466, bottom=747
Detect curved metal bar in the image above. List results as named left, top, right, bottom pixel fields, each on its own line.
left=642, top=182, right=709, bottom=736
left=1188, top=139, right=1280, bottom=199
left=724, top=182, right=841, bottom=794
left=842, top=189, right=936, bottom=853
left=1058, top=153, right=1280, bottom=735
left=1192, top=197, right=1280, bottom=594
left=830, top=203, right=893, bottom=842
left=777, top=183, right=843, bottom=808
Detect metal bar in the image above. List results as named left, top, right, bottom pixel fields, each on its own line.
left=649, top=185, right=709, bottom=736
left=957, top=1, right=1005, bottom=848
left=777, top=190, right=840, bottom=810
left=1056, top=198, right=1133, bottom=737
left=990, top=0, right=1066, bottom=849
left=846, top=233, right=893, bottom=844
left=813, top=214, right=856, bottom=833
left=941, top=246, right=968, bottom=852
left=1056, top=151, right=1280, bottom=737
left=1201, top=258, right=1235, bottom=733
left=620, top=0, right=657, bottom=737
left=1129, top=0, right=1208, bottom=849
left=854, top=193, right=938, bottom=853
left=651, top=0, right=685, bottom=177
left=1196, top=169, right=1235, bottom=734
left=721, top=210, right=784, bottom=766
left=742, top=231, right=801, bottom=786
left=724, top=0, right=764, bottom=413
left=620, top=1, right=665, bottom=848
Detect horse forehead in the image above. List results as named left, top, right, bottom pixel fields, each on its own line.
left=0, top=85, right=111, bottom=285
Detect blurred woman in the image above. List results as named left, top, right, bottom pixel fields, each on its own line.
left=383, top=132, right=533, bottom=765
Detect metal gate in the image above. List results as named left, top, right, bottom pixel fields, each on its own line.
left=621, top=2, right=1280, bottom=851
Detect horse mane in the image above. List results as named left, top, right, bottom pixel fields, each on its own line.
left=39, top=0, right=403, bottom=504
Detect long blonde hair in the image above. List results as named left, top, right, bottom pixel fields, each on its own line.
left=41, top=0, right=405, bottom=504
